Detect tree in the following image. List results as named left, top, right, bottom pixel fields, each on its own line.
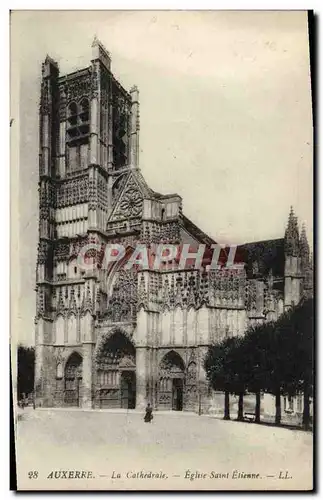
left=265, top=299, right=314, bottom=429
left=226, top=337, right=247, bottom=421
left=204, top=340, right=231, bottom=420
left=238, top=298, right=313, bottom=429
left=237, top=325, right=265, bottom=424
left=205, top=298, right=313, bottom=429
left=283, top=298, right=313, bottom=429
left=204, top=337, right=247, bottom=421
left=17, top=345, right=35, bottom=400
left=239, top=321, right=284, bottom=424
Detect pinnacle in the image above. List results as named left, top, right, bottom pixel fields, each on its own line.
left=91, top=34, right=99, bottom=47
left=300, top=224, right=307, bottom=240
left=91, top=35, right=110, bottom=57
left=288, top=206, right=298, bottom=224
left=284, top=206, right=300, bottom=256
left=44, top=54, right=58, bottom=67
left=286, top=206, right=298, bottom=229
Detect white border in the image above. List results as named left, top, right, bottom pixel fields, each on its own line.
left=2, top=3, right=321, bottom=499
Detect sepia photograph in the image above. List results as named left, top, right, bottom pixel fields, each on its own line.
left=10, top=10, right=314, bottom=491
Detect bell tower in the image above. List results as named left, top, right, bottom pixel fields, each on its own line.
left=35, top=39, right=140, bottom=407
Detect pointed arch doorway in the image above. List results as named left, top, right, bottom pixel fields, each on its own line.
left=159, top=351, right=185, bottom=411
left=64, top=352, right=82, bottom=406
left=96, top=331, right=136, bottom=409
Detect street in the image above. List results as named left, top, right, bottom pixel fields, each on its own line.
left=16, top=408, right=313, bottom=491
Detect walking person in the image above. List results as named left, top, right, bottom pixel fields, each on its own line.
left=144, top=403, right=153, bottom=423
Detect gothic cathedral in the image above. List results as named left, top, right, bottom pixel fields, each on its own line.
left=35, top=39, right=312, bottom=412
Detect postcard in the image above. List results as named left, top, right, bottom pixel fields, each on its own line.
left=11, top=10, right=314, bottom=491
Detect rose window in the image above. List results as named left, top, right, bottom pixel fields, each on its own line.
left=119, top=188, right=143, bottom=217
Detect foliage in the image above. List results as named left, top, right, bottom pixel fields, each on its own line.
left=17, top=345, right=35, bottom=399
left=204, top=298, right=314, bottom=426
left=204, top=337, right=242, bottom=394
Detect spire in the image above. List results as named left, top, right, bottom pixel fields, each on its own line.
left=300, top=224, right=310, bottom=262
left=285, top=206, right=300, bottom=257
left=299, top=224, right=310, bottom=274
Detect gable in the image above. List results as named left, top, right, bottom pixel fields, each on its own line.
left=108, top=172, right=144, bottom=222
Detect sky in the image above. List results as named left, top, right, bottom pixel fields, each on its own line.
left=11, top=10, right=313, bottom=345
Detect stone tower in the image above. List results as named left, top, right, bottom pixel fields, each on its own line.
left=34, top=38, right=140, bottom=407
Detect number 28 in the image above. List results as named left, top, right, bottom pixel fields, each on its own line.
left=28, top=471, right=38, bottom=479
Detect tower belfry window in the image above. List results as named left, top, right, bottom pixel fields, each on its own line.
left=68, top=102, right=78, bottom=126
left=80, top=98, right=89, bottom=123
left=66, top=98, right=90, bottom=174
left=66, top=99, right=90, bottom=144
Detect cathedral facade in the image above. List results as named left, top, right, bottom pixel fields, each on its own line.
left=34, top=39, right=312, bottom=413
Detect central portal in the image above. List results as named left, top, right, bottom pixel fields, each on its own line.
left=96, top=331, right=136, bottom=409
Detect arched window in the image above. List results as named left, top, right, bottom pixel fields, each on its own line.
left=66, top=99, right=90, bottom=170
left=80, top=98, right=89, bottom=122
left=68, top=102, right=78, bottom=117
left=68, top=102, right=78, bottom=127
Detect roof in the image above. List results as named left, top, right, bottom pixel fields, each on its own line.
left=237, top=238, right=285, bottom=278
left=180, top=215, right=216, bottom=246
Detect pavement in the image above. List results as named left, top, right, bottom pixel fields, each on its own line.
left=15, top=408, right=313, bottom=491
